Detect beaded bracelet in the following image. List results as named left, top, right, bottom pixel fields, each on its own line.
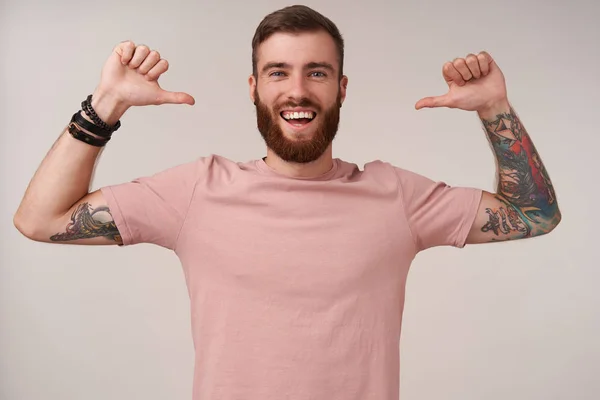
left=81, top=94, right=121, bottom=134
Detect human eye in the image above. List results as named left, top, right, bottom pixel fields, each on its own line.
left=310, top=71, right=327, bottom=78
left=269, top=71, right=286, bottom=77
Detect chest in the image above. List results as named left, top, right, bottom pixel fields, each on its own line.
left=176, top=180, right=415, bottom=299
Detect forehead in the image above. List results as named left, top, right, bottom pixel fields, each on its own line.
left=256, top=30, right=338, bottom=70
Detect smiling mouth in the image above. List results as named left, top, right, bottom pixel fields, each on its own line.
left=280, top=110, right=317, bottom=128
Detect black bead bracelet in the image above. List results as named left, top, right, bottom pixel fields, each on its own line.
left=81, top=94, right=121, bottom=134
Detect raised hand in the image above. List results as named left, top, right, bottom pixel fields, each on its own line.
left=94, top=41, right=195, bottom=110
left=414, top=51, right=507, bottom=112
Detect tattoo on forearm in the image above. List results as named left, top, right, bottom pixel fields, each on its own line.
left=50, top=203, right=122, bottom=243
left=481, top=106, right=560, bottom=236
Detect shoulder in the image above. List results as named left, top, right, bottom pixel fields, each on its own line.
left=338, top=158, right=396, bottom=178
left=331, top=158, right=439, bottom=189
left=355, top=159, right=433, bottom=186
left=168, top=153, right=247, bottom=180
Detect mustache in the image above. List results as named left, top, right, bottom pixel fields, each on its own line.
left=275, top=98, right=321, bottom=113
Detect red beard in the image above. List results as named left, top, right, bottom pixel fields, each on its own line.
left=254, top=88, right=341, bottom=164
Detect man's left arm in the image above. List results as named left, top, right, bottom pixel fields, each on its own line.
left=466, top=101, right=561, bottom=244
left=415, top=51, right=561, bottom=244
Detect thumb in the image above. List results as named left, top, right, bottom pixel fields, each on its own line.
left=158, top=90, right=195, bottom=106
left=415, top=94, right=451, bottom=110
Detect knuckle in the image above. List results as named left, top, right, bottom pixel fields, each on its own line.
left=122, top=41, right=135, bottom=51
left=116, top=40, right=133, bottom=51
left=466, top=56, right=478, bottom=68
left=453, top=58, right=466, bottom=67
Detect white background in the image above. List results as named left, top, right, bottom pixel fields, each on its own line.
left=1, top=0, right=598, bottom=399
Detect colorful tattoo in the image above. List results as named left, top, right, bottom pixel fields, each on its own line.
left=481, top=106, right=560, bottom=237
left=50, top=202, right=122, bottom=243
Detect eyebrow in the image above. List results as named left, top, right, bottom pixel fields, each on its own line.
left=307, top=62, right=334, bottom=72
left=261, top=61, right=335, bottom=74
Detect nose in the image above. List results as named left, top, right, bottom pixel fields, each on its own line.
left=286, top=73, right=309, bottom=101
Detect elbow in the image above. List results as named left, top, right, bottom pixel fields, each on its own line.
left=549, top=209, right=562, bottom=232
left=537, top=209, right=562, bottom=237
left=13, top=213, right=32, bottom=239
left=13, top=212, right=42, bottom=241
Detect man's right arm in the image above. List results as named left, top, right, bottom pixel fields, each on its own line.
left=16, top=189, right=123, bottom=245
left=13, top=41, right=195, bottom=245
left=14, top=94, right=128, bottom=245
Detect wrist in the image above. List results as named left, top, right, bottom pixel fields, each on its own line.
left=477, top=98, right=511, bottom=119
left=87, top=88, right=129, bottom=126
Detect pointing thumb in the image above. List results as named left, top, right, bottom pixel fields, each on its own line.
left=158, top=90, right=196, bottom=106
left=415, top=94, right=450, bottom=110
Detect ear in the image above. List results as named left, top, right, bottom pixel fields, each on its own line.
left=339, top=75, right=348, bottom=106
left=248, top=75, right=257, bottom=104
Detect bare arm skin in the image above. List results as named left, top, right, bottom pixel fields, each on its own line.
left=13, top=41, right=195, bottom=245
left=465, top=100, right=561, bottom=244
left=13, top=94, right=128, bottom=245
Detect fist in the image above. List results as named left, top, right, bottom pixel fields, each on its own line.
left=415, top=51, right=508, bottom=112
left=95, top=41, right=195, bottom=108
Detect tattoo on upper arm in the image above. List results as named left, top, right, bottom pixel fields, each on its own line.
left=480, top=107, right=560, bottom=237
left=482, top=195, right=530, bottom=239
left=50, top=203, right=122, bottom=244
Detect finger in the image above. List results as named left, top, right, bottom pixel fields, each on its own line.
left=478, top=51, right=492, bottom=76
left=138, top=50, right=161, bottom=75
left=465, top=53, right=481, bottom=79
left=442, top=62, right=466, bottom=86
left=115, top=41, right=136, bottom=65
left=157, top=90, right=196, bottom=106
left=415, top=94, right=451, bottom=110
left=453, top=58, right=473, bottom=82
left=129, top=45, right=151, bottom=69
left=146, top=59, right=169, bottom=81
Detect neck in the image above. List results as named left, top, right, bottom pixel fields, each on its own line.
left=264, top=145, right=334, bottom=178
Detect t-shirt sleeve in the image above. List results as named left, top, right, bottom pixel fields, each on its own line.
left=99, top=158, right=204, bottom=250
left=394, top=166, right=482, bottom=252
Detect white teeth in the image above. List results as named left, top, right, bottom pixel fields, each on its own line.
left=282, top=111, right=315, bottom=120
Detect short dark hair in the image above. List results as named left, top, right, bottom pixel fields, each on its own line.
left=251, top=5, right=345, bottom=79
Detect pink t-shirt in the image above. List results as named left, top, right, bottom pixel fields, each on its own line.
left=100, top=154, right=481, bottom=400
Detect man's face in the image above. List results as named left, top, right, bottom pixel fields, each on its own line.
left=249, top=30, right=348, bottom=164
